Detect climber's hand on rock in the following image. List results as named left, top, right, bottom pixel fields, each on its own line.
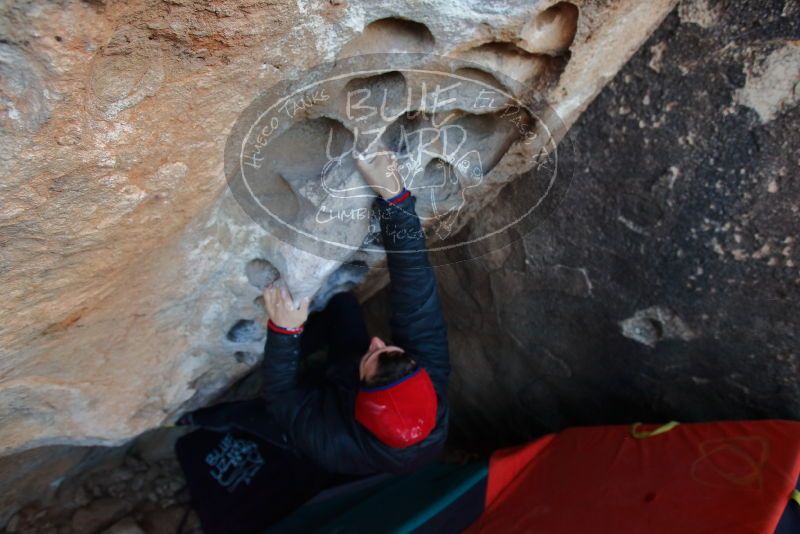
left=354, top=146, right=404, bottom=200
left=263, top=285, right=310, bottom=329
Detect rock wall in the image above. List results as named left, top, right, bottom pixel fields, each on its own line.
left=363, top=0, right=800, bottom=452
left=0, top=0, right=675, bottom=458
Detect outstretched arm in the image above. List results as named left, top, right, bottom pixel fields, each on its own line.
left=259, top=287, right=375, bottom=474
left=259, top=285, right=310, bottom=413
left=355, top=152, right=450, bottom=393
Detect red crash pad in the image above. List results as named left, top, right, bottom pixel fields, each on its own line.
left=467, top=420, right=800, bottom=534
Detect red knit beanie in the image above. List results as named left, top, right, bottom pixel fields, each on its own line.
left=354, top=368, right=438, bottom=448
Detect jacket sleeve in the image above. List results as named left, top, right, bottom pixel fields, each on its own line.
left=377, top=192, right=450, bottom=394
left=260, top=329, right=376, bottom=475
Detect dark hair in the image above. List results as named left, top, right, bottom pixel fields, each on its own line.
left=363, top=350, right=417, bottom=388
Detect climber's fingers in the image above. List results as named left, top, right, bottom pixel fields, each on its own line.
left=263, top=285, right=276, bottom=307
left=355, top=149, right=396, bottom=172
left=263, top=287, right=284, bottom=313
left=299, top=296, right=311, bottom=315
left=263, top=285, right=308, bottom=318
left=280, top=287, right=294, bottom=310
left=354, top=148, right=404, bottom=199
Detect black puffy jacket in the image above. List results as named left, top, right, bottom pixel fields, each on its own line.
left=261, top=194, right=450, bottom=475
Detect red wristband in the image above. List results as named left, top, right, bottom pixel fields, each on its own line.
left=267, top=319, right=304, bottom=335
left=384, top=189, right=410, bottom=206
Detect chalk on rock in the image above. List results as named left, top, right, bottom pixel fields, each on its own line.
left=245, top=259, right=280, bottom=290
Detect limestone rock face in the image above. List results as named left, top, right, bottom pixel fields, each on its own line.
left=0, top=0, right=675, bottom=455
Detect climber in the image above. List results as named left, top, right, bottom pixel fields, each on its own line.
left=179, top=148, right=450, bottom=476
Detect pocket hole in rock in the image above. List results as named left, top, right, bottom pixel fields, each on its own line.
left=340, top=17, right=435, bottom=56
left=379, top=111, right=469, bottom=171
left=265, top=118, right=355, bottom=208
left=245, top=258, right=280, bottom=290
left=226, top=319, right=266, bottom=343
left=519, top=2, right=579, bottom=56
left=453, top=67, right=509, bottom=94
left=267, top=117, right=354, bottom=184
left=378, top=106, right=522, bottom=194
left=451, top=109, right=529, bottom=173
left=381, top=112, right=428, bottom=155
left=462, top=42, right=566, bottom=90
left=249, top=170, right=301, bottom=223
